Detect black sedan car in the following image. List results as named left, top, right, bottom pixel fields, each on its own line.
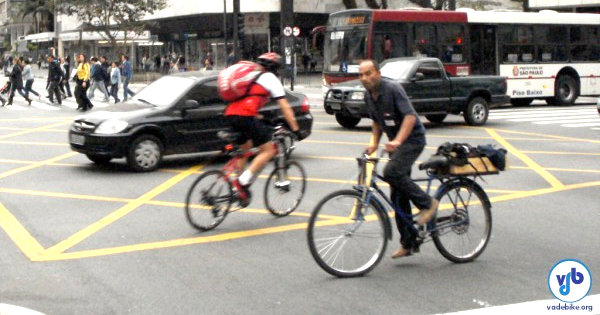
left=69, top=71, right=313, bottom=171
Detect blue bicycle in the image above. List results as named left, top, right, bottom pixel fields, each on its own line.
left=307, top=151, right=493, bottom=277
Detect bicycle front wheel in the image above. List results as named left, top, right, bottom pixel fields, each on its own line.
left=264, top=161, right=306, bottom=216
left=432, top=180, right=492, bottom=263
left=185, top=170, right=232, bottom=231
left=307, top=190, right=388, bottom=278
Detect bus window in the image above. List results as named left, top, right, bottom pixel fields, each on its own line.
left=413, top=24, right=438, bottom=58
left=372, top=22, right=409, bottom=62
left=439, top=24, right=465, bottom=63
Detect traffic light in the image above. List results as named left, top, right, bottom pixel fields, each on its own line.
left=237, top=13, right=245, bottom=52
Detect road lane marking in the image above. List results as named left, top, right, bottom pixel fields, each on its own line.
left=486, top=129, right=564, bottom=188
left=0, top=121, right=70, bottom=140
left=0, top=201, right=45, bottom=261
left=0, top=152, right=78, bottom=180
left=481, top=127, right=600, bottom=144
left=0, top=140, right=68, bottom=147
left=42, top=222, right=312, bottom=261
left=45, top=163, right=206, bottom=254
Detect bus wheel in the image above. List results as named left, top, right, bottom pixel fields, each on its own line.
left=464, top=97, right=489, bottom=126
left=510, top=98, right=533, bottom=107
left=335, top=113, right=360, bottom=129
left=551, top=75, right=578, bottom=106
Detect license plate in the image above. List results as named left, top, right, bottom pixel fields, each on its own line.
left=70, top=134, right=85, bottom=145
left=330, top=103, right=341, bottom=110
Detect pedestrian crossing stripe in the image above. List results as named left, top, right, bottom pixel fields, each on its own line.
left=488, top=106, right=599, bottom=129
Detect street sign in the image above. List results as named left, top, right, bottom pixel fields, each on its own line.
left=283, top=26, right=293, bottom=37
left=292, top=26, right=300, bottom=37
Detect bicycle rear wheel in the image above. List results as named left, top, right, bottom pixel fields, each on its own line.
left=264, top=161, right=306, bottom=216
left=185, top=170, right=232, bottom=231
left=307, top=190, right=388, bottom=277
left=432, top=180, right=492, bottom=263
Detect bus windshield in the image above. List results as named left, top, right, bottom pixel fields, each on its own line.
left=323, top=27, right=368, bottom=73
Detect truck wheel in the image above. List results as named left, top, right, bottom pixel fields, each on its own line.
left=425, top=114, right=447, bottom=124
left=86, top=154, right=111, bottom=165
left=551, top=75, right=578, bottom=106
left=464, top=97, right=489, bottom=126
left=335, top=113, right=360, bottom=129
left=127, top=134, right=163, bottom=172
left=510, top=98, right=533, bottom=107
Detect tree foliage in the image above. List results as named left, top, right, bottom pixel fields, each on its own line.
left=14, top=0, right=54, bottom=34
left=56, top=0, right=166, bottom=55
left=343, top=0, right=388, bottom=9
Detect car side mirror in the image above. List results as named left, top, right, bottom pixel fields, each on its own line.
left=182, top=99, right=200, bottom=110
left=411, top=72, right=425, bottom=82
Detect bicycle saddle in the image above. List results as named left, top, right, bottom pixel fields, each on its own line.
left=419, top=154, right=449, bottom=170
left=217, top=130, right=241, bottom=143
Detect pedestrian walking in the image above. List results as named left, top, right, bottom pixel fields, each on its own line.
left=22, top=59, right=40, bottom=100
left=100, top=56, right=111, bottom=91
left=74, top=54, right=93, bottom=111
left=46, top=55, right=63, bottom=105
left=109, top=61, right=121, bottom=103
left=88, top=57, right=110, bottom=101
left=121, top=55, right=135, bottom=101
left=60, top=56, right=73, bottom=98
left=6, top=57, right=32, bottom=106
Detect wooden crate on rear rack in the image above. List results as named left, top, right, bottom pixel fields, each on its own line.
left=449, top=156, right=499, bottom=175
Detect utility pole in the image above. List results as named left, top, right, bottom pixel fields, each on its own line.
left=223, top=0, right=228, bottom=66
left=280, top=0, right=294, bottom=90
left=448, top=0, right=456, bottom=10
left=233, top=0, right=240, bottom=61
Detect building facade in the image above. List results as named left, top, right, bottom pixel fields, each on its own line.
left=528, top=0, right=600, bottom=12
left=52, top=0, right=359, bottom=71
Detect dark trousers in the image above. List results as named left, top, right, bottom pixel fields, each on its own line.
left=8, top=84, right=30, bottom=104
left=110, top=83, right=119, bottom=103
left=383, top=142, right=432, bottom=250
left=24, top=79, right=40, bottom=98
left=60, top=79, right=72, bottom=97
left=47, top=80, right=62, bottom=104
left=74, top=82, right=93, bottom=110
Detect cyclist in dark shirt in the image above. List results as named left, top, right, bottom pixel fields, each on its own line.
left=359, top=59, right=439, bottom=259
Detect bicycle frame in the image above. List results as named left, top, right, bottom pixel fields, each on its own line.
left=354, top=154, right=481, bottom=242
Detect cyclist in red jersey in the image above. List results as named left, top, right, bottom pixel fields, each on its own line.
left=224, top=52, right=300, bottom=206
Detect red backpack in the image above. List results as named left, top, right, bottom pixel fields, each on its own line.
left=217, top=61, right=264, bottom=102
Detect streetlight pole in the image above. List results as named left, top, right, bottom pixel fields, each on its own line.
left=223, top=0, right=228, bottom=66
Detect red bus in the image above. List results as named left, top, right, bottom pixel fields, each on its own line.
left=322, top=8, right=600, bottom=106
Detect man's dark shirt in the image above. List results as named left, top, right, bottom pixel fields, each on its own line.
left=364, top=77, right=426, bottom=145
left=47, top=60, right=63, bottom=82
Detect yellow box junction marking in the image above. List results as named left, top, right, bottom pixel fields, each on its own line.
left=0, top=124, right=598, bottom=261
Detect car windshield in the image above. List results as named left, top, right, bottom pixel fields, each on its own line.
left=380, top=61, right=414, bottom=80
left=130, top=76, right=196, bottom=107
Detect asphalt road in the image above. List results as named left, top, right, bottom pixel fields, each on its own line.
left=0, top=88, right=599, bottom=314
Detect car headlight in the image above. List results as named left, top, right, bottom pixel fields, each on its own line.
left=350, top=91, right=364, bottom=100
left=95, top=120, right=128, bottom=134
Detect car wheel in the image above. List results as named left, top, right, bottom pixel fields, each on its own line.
left=464, top=97, right=489, bottom=126
left=335, top=113, right=360, bottom=129
left=127, top=134, right=163, bottom=172
left=86, top=154, right=111, bottom=165
left=425, top=114, right=447, bottom=124
left=551, top=75, right=578, bottom=106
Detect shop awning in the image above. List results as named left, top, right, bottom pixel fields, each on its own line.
left=24, top=32, right=55, bottom=43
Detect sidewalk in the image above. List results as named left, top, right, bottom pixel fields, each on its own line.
left=30, top=66, right=324, bottom=89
